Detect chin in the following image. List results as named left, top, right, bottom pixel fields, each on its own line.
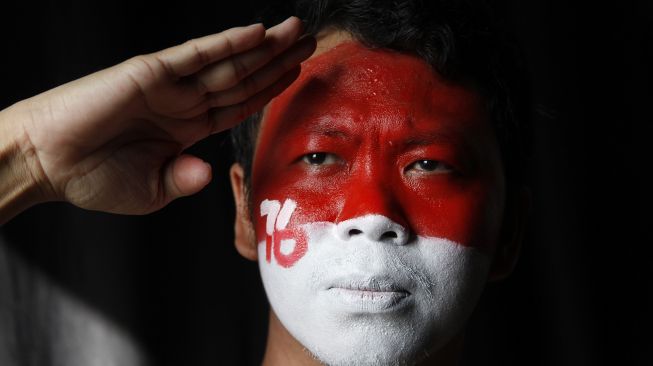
left=258, top=220, right=491, bottom=366
left=301, top=321, right=447, bottom=366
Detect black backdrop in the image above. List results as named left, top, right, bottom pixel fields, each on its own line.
left=0, top=1, right=650, bottom=365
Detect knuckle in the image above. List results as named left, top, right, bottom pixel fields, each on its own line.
left=195, top=76, right=209, bottom=94
left=230, top=57, right=249, bottom=82
left=152, top=54, right=176, bottom=79
left=241, top=77, right=259, bottom=97
left=188, top=39, right=211, bottom=67
left=208, top=109, right=223, bottom=133
left=218, top=59, right=246, bottom=90
left=220, top=32, right=235, bottom=56
left=177, top=38, right=211, bottom=73
left=123, top=55, right=149, bottom=72
left=122, top=55, right=158, bottom=82
left=208, top=92, right=224, bottom=107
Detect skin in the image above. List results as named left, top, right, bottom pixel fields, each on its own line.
left=231, top=30, right=529, bottom=365
left=254, top=41, right=505, bottom=253
left=0, top=15, right=528, bottom=365
left=0, top=16, right=315, bottom=365
left=0, top=16, right=316, bottom=224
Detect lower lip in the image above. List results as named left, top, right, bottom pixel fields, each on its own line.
left=327, top=288, right=410, bottom=313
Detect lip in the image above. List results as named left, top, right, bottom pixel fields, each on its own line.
left=325, top=275, right=411, bottom=313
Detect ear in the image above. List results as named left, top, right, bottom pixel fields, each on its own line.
left=229, top=163, right=258, bottom=261
left=487, top=186, right=531, bottom=282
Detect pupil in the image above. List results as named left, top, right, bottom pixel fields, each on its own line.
left=308, top=153, right=326, bottom=164
left=419, top=160, right=437, bottom=170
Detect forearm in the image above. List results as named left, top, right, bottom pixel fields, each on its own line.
left=0, top=102, right=51, bottom=225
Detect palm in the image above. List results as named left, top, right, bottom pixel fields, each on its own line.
left=17, top=17, right=314, bottom=214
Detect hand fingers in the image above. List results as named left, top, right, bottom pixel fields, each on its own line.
left=194, top=16, right=304, bottom=93
left=208, top=65, right=302, bottom=134
left=163, top=154, right=212, bottom=201
left=209, top=35, right=316, bottom=107
left=154, top=22, right=266, bottom=78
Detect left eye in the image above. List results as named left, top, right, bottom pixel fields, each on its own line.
left=302, top=152, right=339, bottom=166
left=406, top=159, right=452, bottom=173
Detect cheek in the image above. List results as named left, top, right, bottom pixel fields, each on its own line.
left=253, top=176, right=345, bottom=268
left=401, top=184, right=503, bottom=252
left=253, top=164, right=347, bottom=241
left=253, top=187, right=344, bottom=242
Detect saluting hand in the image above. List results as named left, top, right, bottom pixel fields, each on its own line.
left=1, top=16, right=314, bottom=217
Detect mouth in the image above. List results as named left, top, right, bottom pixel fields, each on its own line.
left=326, top=277, right=411, bottom=312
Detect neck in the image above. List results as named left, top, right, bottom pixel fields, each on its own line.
left=261, top=311, right=319, bottom=366
left=261, top=310, right=464, bottom=366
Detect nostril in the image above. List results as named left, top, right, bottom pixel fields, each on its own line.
left=348, top=229, right=363, bottom=236
left=337, top=216, right=408, bottom=244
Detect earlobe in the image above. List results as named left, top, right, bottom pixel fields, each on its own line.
left=229, top=163, right=258, bottom=261
left=488, top=186, right=531, bottom=282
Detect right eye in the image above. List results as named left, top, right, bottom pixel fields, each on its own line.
left=405, top=159, right=452, bottom=174
left=302, top=152, right=339, bottom=166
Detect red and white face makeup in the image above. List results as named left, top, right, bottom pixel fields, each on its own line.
left=250, top=41, right=506, bottom=365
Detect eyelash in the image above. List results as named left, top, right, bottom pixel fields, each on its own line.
left=302, top=152, right=339, bottom=166
left=405, top=160, right=452, bottom=174
left=301, top=154, right=452, bottom=175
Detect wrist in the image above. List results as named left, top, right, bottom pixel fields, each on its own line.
left=0, top=101, right=55, bottom=224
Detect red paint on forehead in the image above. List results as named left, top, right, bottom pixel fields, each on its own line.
left=251, top=41, right=505, bottom=253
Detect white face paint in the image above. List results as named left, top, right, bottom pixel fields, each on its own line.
left=258, top=199, right=491, bottom=366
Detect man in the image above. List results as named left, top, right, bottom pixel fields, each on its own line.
left=0, top=1, right=530, bottom=365
left=0, top=13, right=314, bottom=366
left=229, top=2, right=530, bottom=364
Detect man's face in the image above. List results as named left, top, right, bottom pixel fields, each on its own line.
left=247, top=37, right=506, bottom=365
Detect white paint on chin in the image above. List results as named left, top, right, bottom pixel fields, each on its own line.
left=258, top=217, right=491, bottom=366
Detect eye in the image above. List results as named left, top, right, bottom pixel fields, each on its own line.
left=302, top=152, right=339, bottom=166
left=406, top=159, right=452, bottom=174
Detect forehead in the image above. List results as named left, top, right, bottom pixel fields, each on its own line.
left=249, top=40, right=505, bottom=251
left=259, top=41, right=489, bottom=145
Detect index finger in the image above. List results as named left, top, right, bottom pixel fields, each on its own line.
left=154, top=21, right=268, bottom=78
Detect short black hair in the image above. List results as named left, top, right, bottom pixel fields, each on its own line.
left=232, top=0, right=531, bottom=194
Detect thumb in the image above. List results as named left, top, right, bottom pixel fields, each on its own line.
left=163, top=154, right=212, bottom=201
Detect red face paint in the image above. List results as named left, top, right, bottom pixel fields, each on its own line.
left=251, top=41, right=506, bottom=261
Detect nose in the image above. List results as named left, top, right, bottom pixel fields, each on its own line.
left=335, top=156, right=410, bottom=244
left=335, top=215, right=409, bottom=245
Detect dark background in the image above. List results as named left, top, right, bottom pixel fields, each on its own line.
left=0, top=0, right=650, bottom=365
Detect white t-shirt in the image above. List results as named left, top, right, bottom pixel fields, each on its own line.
left=0, top=236, right=145, bottom=366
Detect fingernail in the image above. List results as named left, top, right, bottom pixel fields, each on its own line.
left=282, top=16, right=298, bottom=25
left=202, top=162, right=213, bottom=183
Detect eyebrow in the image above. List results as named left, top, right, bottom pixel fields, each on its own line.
left=402, top=131, right=457, bottom=147
left=301, top=117, right=461, bottom=147
left=303, top=123, right=353, bottom=139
